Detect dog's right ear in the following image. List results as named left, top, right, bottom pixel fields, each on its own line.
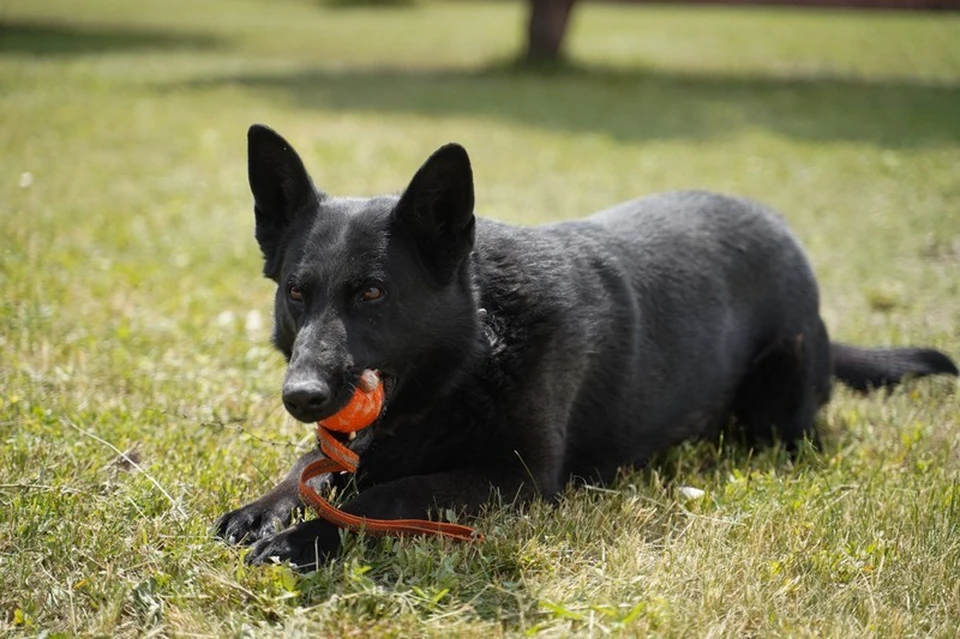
left=247, top=124, right=319, bottom=281
left=393, top=143, right=475, bottom=284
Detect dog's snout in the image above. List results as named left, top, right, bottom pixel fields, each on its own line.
left=282, top=379, right=333, bottom=422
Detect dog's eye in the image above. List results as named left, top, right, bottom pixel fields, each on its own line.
left=288, top=284, right=303, bottom=302
left=360, top=284, right=384, bottom=303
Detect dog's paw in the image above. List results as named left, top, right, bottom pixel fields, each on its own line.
left=245, top=519, right=342, bottom=571
left=214, top=493, right=300, bottom=546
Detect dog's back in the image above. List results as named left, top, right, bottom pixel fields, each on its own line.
left=467, top=191, right=825, bottom=483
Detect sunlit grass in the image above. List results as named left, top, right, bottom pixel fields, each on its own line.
left=1, top=0, right=958, bottom=635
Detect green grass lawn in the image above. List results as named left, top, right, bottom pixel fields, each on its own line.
left=2, top=0, right=959, bottom=635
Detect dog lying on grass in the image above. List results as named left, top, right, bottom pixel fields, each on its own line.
left=215, top=124, right=958, bottom=569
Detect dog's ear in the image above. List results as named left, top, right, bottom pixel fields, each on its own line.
left=394, top=143, right=476, bottom=283
left=247, top=124, right=319, bottom=281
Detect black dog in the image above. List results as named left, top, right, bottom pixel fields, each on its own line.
left=216, top=124, right=957, bottom=569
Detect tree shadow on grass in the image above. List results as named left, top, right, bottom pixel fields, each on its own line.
left=180, top=62, right=960, bottom=148
left=0, top=19, right=221, bottom=56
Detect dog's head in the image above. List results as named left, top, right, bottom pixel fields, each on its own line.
left=247, top=124, right=479, bottom=430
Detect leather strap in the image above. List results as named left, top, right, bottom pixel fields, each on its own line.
left=298, top=426, right=483, bottom=542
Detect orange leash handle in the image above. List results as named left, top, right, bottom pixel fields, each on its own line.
left=297, top=428, right=483, bottom=543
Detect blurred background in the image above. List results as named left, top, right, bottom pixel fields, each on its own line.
left=3, top=0, right=957, bottom=353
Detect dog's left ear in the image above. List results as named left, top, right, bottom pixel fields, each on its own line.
left=394, top=143, right=476, bottom=283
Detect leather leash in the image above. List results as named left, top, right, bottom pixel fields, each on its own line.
left=297, top=377, right=483, bottom=542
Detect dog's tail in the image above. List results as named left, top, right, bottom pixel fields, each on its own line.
left=832, top=343, right=958, bottom=392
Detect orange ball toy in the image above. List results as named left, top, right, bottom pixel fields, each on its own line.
left=318, top=370, right=384, bottom=433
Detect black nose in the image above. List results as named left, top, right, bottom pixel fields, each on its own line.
left=282, top=379, right=333, bottom=422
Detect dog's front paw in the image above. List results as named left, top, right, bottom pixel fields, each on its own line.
left=215, top=492, right=301, bottom=546
left=245, top=518, right=342, bottom=571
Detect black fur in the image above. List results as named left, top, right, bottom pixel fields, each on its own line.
left=215, top=125, right=958, bottom=569
left=832, top=344, right=958, bottom=392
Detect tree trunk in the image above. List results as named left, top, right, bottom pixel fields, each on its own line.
left=525, top=0, right=577, bottom=64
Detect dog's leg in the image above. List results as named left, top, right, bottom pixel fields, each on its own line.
left=244, top=469, right=541, bottom=569
left=731, top=318, right=832, bottom=451
left=215, top=448, right=327, bottom=545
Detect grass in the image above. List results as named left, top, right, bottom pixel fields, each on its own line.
left=1, top=0, right=959, bottom=634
